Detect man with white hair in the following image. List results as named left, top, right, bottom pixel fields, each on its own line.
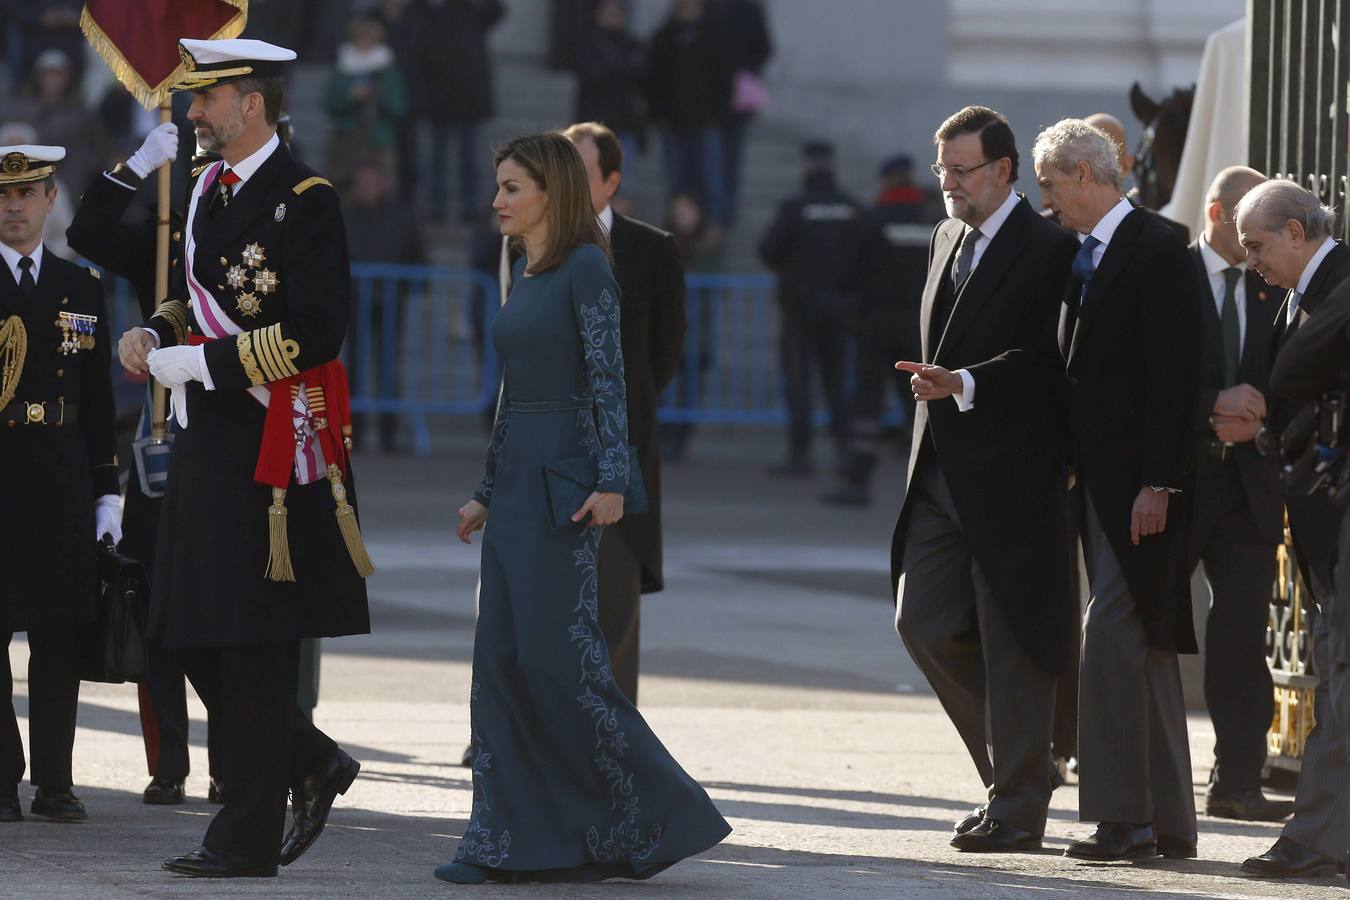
left=1034, top=118, right=1202, bottom=861
left=1235, top=178, right=1350, bottom=879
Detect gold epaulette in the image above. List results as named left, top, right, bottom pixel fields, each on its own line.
left=87, top=267, right=101, bottom=280
left=292, top=176, right=331, bottom=196
left=191, top=162, right=213, bottom=178
left=151, top=300, right=190, bottom=345
left=240, top=323, right=299, bottom=385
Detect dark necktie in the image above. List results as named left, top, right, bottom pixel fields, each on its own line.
left=950, top=227, right=979, bottom=291
left=1220, top=267, right=1242, bottom=386
left=1072, top=235, right=1102, bottom=304
left=210, top=168, right=241, bottom=217
left=16, top=256, right=35, bottom=296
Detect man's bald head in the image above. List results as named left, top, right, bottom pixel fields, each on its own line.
left=1085, top=113, right=1133, bottom=177
left=1204, top=166, right=1267, bottom=264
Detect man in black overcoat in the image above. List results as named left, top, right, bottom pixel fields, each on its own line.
left=564, top=122, right=686, bottom=703
left=1180, top=167, right=1291, bottom=823
left=1033, top=118, right=1202, bottom=861
left=891, top=107, right=1079, bottom=853
left=1235, top=178, right=1350, bottom=879
left=0, top=145, right=119, bottom=823
left=116, top=39, right=371, bottom=878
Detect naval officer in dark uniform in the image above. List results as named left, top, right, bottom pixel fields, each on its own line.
left=117, top=39, right=372, bottom=878
left=0, top=144, right=120, bottom=823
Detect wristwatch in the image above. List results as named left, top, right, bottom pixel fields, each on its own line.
left=1254, top=425, right=1274, bottom=457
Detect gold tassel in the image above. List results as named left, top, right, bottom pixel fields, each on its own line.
left=329, top=465, right=376, bottom=577
left=265, top=487, right=296, bottom=583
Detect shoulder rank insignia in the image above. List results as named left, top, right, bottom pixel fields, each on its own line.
left=292, top=176, right=331, bottom=196
left=86, top=266, right=101, bottom=280
left=275, top=202, right=286, bottom=222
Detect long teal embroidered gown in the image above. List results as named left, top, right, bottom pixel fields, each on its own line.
left=456, top=244, right=730, bottom=878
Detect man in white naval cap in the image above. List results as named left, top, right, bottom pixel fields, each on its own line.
left=117, top=38, right=373, bottom=878
left=0, top=145, right=119, bottom=824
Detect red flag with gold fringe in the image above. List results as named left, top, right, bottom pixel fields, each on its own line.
left=81, top=0, right=247, bottom=110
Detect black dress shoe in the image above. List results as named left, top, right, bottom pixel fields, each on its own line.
left=143, top=777, right=186, bottom=805
left=1206, top=789, right=1295, bottom=822
left=207, top=778, right=224, bottom=804
left=950, top=819, right=1042, bottom=852
left=1064, top=822, right=1157, bottom=860
left=279, top=749, right=361, bottom=866
left=1156, top=835, right=1197, bottom=859
left=1241, top=836, right=1343, bottom=877
left=0, top=796, right=20, bottom=822
left=953, top=805, right=986, bottom=835
left=31, top=787, right=87, bottom=821
left=163, top=847, right=276, bottom=878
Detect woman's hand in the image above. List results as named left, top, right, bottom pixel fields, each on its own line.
left=573, top=491, right=624, bottom=527
left=457, top=499, right=489, bottom=544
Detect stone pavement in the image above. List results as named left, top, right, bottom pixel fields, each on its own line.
left=1, top=432, right=1343, bottom=898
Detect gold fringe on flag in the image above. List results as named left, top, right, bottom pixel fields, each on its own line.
left=328, top=465, right=376, bottom=577
left=265, top=486, right=296, bottom=583
left=80, top=1, right=248, bottom=111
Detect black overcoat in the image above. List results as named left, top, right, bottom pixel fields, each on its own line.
left=143, top=142, right=370, bottom=649
left=607, top=213, right=685, bottom=593
left=0, top=251, right=118, bottom=632
left=890, top=197, right=1079, bottom=676
left=1268, top=241, right=1350, bottom=597
left=1057, top=207, right=1203, bottom=653
left=1186, top=244, right=1283, bottom=550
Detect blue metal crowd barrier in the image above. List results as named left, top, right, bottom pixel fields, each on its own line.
left=95, top=264, right=909, bottom=457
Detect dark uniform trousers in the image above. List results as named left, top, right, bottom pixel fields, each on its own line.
left=1, top=629, right=83, bottom=790
left=597, top=526, right=643, bottom=703
left=174, top=640, right=337, bottom=863
left=781, top=291, right=849, bottom=462
left=1192, top=462, right=1278, bottom=794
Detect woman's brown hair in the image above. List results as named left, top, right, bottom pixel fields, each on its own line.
left=493, top=132, right=611, bottom=275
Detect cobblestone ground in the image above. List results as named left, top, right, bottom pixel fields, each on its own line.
left=1, top=432, right=1341, bottom=898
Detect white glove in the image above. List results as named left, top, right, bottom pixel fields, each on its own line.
left=148, top=345, right=209, bottom=429
left=95, top=494, right=122, bottom=545
left=125, top=122, right=180, bottom=179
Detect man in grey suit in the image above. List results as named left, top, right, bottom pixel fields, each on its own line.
left=1035, top=119, right=1203, bottom=861
left=1236, top=180, right=1350, bottom=879
left=892, top=106, right=1079, bottom=853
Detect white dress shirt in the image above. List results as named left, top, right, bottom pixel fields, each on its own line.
left=598, top=204, right=614, bottom=234
left=1197, top=235, right=1247, bottom=352
left=0, top=240, right=44, bottom=285
left=1081, top=195, right=1135, bottom=264
left=1289, top=236, right=1337, bottom=324
left=950, top=190, right=1021, bottom=412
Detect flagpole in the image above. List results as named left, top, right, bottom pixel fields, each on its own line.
left=151, top=99, right=171, bottom=442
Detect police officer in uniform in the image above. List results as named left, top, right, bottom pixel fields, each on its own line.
left=758, top=141, right=862, bottom=477
left=0, top=145, right=120, bottom=822
left=117, top=39, right=372, bottom=878
left=68, top=121, right=226, bottom=807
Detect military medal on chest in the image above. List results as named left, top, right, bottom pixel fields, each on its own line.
left=55, top=310, right=97, bottom=355
left=229, top=242, right=280, bottom=318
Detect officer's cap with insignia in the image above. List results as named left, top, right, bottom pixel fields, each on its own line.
left=0, top=145, right=65, bottom=186
left=170, top=38, right=297, bottom=92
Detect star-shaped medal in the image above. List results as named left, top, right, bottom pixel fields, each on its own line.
left=236, top=292, right=262, bottom=317
left=241, top=242, right=266, bottom=267
left=226, top=265, right=248, bottom=289
left=254, top=268, right=279, bottom=295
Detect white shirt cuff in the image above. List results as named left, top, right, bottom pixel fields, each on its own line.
left=197, top=345, right=216, bottom=391
left=952, top=369, right=975, bottom=412
left=138, top=326, right=161, bottom=348
left=95, top=494, right=121, bottom=510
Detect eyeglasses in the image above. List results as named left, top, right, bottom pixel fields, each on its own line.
left=1218, top=209, right=1238, bottom=226
left=931, top=160, right=994, bottom=180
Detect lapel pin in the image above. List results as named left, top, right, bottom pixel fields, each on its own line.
left=275, top=203, right=286, bottom=222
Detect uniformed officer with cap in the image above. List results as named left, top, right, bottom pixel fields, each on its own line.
left=0, top=144, right=119, bottom=823
left=117, top=38, right=372, bottom=878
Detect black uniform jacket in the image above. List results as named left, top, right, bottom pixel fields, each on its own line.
left=1058, top=207, right=1203, bottom=653
left=609, top=213, right=685, bottom=593
left=891, top=197, right=1080, bottom=676
left=757, top=172, right=862, bottom=305
left=0, top=250, right=117, bottom=632
left=1187, top=243, right=1283, bottom=547
left=1269, top=240, right=1350, bottom=598
left=143, top=141, right=370, bottom=649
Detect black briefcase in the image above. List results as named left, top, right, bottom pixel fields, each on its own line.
left=79, top=538, right=149, bottom=684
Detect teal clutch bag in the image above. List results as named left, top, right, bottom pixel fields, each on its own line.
left=543, top=446, right=648, bottom=528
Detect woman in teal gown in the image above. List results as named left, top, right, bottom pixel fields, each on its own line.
left=438, top=133, right=730, bottom=885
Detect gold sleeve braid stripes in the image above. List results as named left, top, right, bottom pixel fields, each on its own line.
left=151, top=301, right=190, bottom=345
left=247, top=323, right=300, bottom=383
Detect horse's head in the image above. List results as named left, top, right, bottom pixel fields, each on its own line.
left=1129, top=81, right=1195, bottom=210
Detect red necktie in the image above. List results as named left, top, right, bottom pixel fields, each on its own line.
left=211, top=168, right=241, bottom=216
left=219, top=169, right=242, bottom=187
